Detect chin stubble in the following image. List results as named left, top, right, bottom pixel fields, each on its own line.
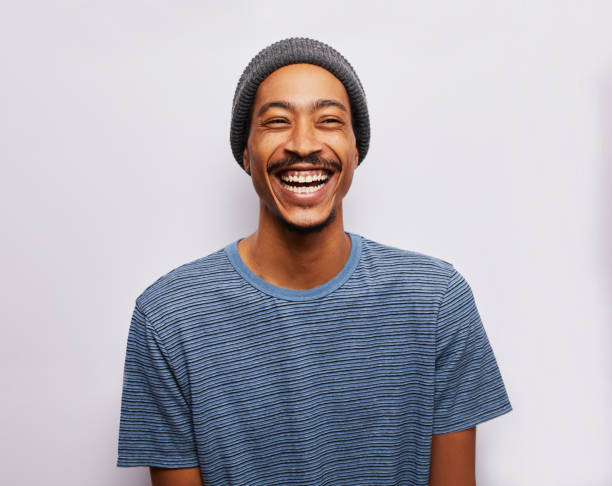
left=276, top=207, right=337, bottom=234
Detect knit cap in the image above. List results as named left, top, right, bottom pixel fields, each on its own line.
left=230, top=37, right=370, bottom=171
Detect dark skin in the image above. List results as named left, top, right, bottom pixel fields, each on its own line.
left=150, top=466, right=203, bottom=486
left=239, top=63, right=357, bottom=290
left=150, top=63, right=476, bottom=486
left=429, top=427, right=476, bottom=485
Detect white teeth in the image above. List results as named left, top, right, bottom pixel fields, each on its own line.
left=281, top=182, right=326, bottom=193
left=280, top=173, right=329, bottom=183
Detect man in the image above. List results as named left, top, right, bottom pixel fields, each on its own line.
left=117, top=37, right=512, bottom=486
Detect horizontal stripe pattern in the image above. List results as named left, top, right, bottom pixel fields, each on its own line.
left=117, top=234, right=512, bottom=484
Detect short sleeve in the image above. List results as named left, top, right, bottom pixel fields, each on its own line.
left=433, top=269, right=512, bottom=434
left=117, top=303, right=199, bottom=468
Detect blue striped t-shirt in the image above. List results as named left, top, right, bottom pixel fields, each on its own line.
left=117, top=233, right=512, bottom=485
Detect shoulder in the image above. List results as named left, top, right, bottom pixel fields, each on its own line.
left=134, top=247, right=235, bottom=324
left=358, top=235, right=456, bottom=283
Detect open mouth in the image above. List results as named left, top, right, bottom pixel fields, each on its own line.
left=277, top=169, right=333, bottom=194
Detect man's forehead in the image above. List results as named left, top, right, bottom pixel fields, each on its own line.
left=254, top=63, right=350, bottom=106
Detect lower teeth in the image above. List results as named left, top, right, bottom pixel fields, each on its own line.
left=282, top=182, right=325, bottom=193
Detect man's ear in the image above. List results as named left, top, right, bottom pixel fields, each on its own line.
left=353, top=148, right=359, bottom=169
left=242, top=147, right=251, bottom=175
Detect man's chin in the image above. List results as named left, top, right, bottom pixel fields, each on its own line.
left=276, top=208, right=337, bottom=235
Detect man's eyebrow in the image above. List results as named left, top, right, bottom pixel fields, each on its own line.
left=311, top=99, right=348, bottom=113
left=256, top=99, right=348, bottom=118
left=256, top=101, right=295, bottom=118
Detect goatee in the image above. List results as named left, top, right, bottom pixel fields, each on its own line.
left=276, top=207, right=337, bottom=234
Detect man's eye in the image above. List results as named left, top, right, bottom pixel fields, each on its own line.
left=321, top=118, right=342, bottom=124
left=266, top=118, right=288, bottom=125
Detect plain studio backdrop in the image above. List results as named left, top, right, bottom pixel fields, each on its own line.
left=1, top=1, right=611, bottom=485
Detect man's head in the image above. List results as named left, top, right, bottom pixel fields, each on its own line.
left=230, top=38, right=370, bottom=233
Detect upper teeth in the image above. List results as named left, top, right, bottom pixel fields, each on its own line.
left=280, top=174, right=329, bottom=183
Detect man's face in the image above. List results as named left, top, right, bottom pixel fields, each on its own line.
left=243, top=63, right=359, bottom=233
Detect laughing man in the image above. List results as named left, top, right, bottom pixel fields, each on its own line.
left=117, top=37, right=512, bottom=486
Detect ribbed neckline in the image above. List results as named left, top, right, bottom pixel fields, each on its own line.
left=224, top=232, right=362, bottom=302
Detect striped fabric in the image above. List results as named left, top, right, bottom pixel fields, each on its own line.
left=117, top=233, right=512, bottom=485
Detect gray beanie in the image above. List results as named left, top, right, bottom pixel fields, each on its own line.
left=230, top=37, right=370, bottom=171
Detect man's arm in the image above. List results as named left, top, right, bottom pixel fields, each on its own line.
left=150, top=466, right=203, bottom=486
left=429, top=427, right=476, bottom=486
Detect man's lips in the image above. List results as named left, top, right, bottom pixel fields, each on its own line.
left=267, top=157, right=341, bottom=198
left=272, top=166, right=335, bottom=196
left=278, top=170, right=330, bottom=194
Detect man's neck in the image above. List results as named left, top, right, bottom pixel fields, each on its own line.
left=237, top=210, right=351, bottom=291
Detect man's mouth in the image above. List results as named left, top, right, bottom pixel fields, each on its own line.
left=277, top=169, right=332, bottom=194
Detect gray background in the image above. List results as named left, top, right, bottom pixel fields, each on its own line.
left=1, top=1, right=611, bottom=485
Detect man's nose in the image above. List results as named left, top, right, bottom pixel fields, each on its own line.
left=284, top=118, right=323, bottom=157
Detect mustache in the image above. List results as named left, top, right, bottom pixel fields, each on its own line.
left=267, top=154, right=342, bottom=174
